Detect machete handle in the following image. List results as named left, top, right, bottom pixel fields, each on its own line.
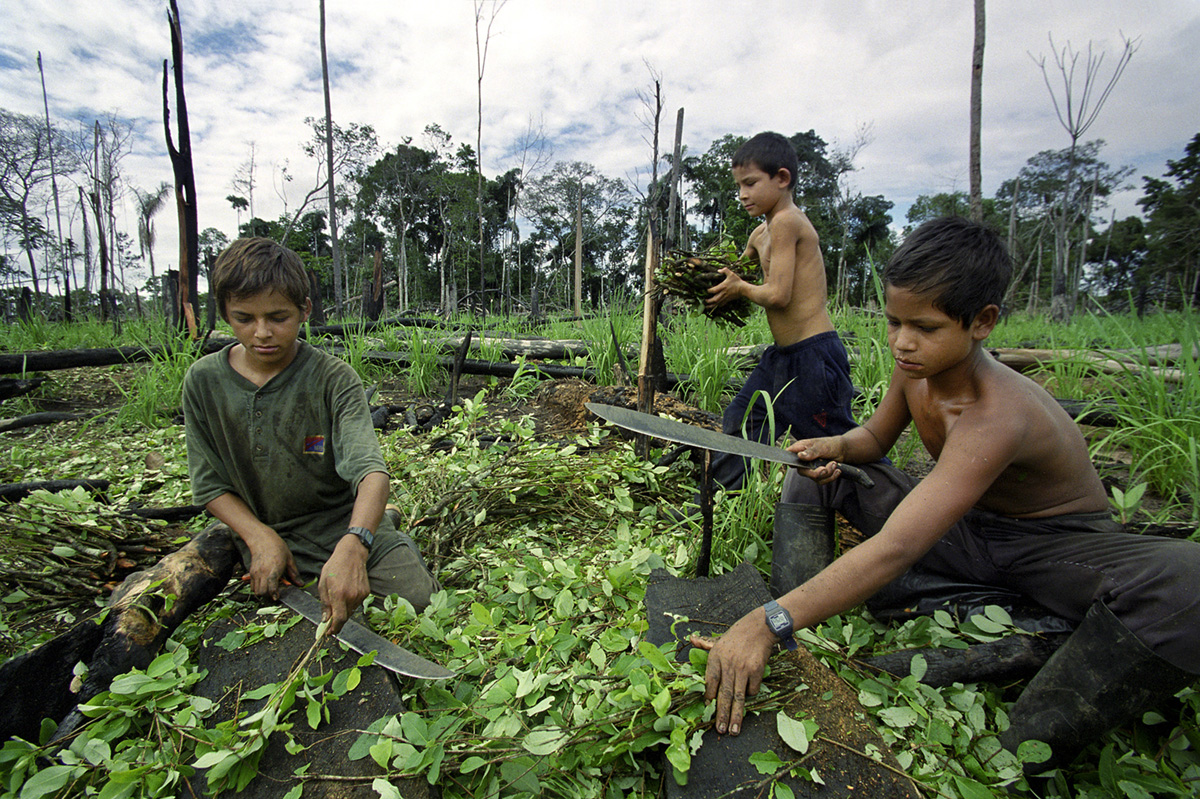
left=803, top=459, right=874, bottom=489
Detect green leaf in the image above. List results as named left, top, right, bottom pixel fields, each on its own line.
left=281, top=786, right=303, bottom=799
left=748, top=750, right=784, bottom=775
left=522, top=726, right=568, bottom=755
left=499, top=757, right=541, bottom=794
left=193, top=750, right=233, bottom=770
left=877, top=706, right=919, bottom=728
left=400, top=712, right=429, bottom=745
left=19, top=765, right=76, bottom=799
left=652, top=687, right=672, bottom=717
left=665, top=725, right=691, bottom=776
left=306, top=700, right=321, bottom=729
left=368, top=739, right=393, bottom=769
left=773, top=784, right=796, bottom=799
left=951, top=775, right=995, bottom=799
left=371, top=778, right=403, bottom=799
left=776, top=711, right=816, bottom=754
left=460, top=756, right=488, bottom=774
left=638, top=640, right=672, bottom=672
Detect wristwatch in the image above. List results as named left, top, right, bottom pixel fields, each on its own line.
left=763, top=600, right=798, bottom=651
left=346, top=526, right=374, bottom=552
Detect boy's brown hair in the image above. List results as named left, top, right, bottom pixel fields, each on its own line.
left=211, top=238, right=310, bottom=320
left=883, top=216, right=1011, bottom=327
left=732, top=132, right=800, bottom=190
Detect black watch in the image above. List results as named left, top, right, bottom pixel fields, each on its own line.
left=346, top=526, right=374, bottom=551
left=763, top=600, right=798, bottom=651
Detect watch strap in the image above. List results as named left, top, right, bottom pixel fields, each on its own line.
left=763, top=599, right=798, bottom=651
left=346, top=525, right=374, bottom=551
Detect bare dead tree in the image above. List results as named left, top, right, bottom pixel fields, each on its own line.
left=968, top=0, right=985, bottom=222
left=1031, top=32, right=1139, bottom=322
left=163, top=0, right=201, bottom=336
left=319, top=0, right=343, bottom=313
left=474, top=0, right=508, bottom=314
left=37, top=53, right=72, bottom=320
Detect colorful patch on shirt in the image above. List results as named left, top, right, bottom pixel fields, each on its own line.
left=304, top=436, right=326, bottom=454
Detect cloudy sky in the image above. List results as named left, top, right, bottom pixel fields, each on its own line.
left=2, top=0, right=1198, bottom=289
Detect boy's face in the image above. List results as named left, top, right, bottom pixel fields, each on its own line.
left=732, top=163, right=790, bottom=218
left=884, top=285, right=996, bottom=380
left=225, top=289, right=311, bottom=375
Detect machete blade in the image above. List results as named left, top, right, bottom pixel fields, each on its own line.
left=585, top=402, right=874, bottom=488
left=279, top=586, right=455, bottom=680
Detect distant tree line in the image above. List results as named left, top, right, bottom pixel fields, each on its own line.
left=2, top=101, right=1198, bottom=324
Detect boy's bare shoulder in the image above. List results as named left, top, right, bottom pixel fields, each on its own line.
left=948, top=359, right=1106, bottom=515
left=769, top=204, right=818, bottom=241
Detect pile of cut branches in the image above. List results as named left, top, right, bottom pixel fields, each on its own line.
left=655, top=240, right=761, bottom=327
left=0, top=488, right=182, bottom=623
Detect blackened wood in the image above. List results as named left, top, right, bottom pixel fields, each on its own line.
left=0, top=377, right=46, bottom=400
left=50, top=527, right=238, bottom=741
left=861, top=633, right=1070, bottom=687
left=0, top=478, right=110, bottom=501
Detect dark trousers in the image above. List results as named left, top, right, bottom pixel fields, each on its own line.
left=781, top=464, right=1200, bottom=673
left=712, top=331, right=856, bottom=492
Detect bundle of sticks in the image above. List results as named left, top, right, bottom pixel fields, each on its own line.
left=655, top=243, right=761, bottom=327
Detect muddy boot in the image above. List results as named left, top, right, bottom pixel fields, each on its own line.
left=768, top=503, right=835, bottom=598
left=1000, top=601, right=1196, bottom=773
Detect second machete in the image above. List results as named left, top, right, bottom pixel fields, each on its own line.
left=585, top=402, right=875, bottom=489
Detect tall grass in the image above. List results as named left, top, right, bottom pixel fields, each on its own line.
left=111, top=335, right=197, bottom=428
left=401, top=327, right=446, bottom=396
left=1080, top=312, right=1200, bottom=522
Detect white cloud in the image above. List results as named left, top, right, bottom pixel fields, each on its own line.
left=2, top=0, right=1196, bottom=287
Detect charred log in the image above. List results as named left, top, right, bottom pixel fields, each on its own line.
left=0, top=478, right=111, bottom=502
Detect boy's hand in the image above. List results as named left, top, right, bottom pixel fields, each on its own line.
left=245, top=531, right=302, bottom=600
left=318, top=538, right=371, bottom=634
left=704, top=267, right=745, bottom=309
left=788, top=437, right=843, bottom=484
left=688, top=611, right=776, bottom=735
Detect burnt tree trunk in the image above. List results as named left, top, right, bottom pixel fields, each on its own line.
left=163, top=0, right=201, bottom=338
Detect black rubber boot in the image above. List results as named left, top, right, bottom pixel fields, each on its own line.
left=1000, top=601, right=1196, bottom=773
left=768, top=503, right=835, bottom=598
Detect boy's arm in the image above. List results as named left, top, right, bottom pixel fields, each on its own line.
left=206, top=492, right=301, bottom=599
left=706, top=215, right=804, bottom=311
left=789, top=367, right=912, bottom=479
left=318, top=470, right=389, bottom=634
left=695, top=399, right=1022, bottom=735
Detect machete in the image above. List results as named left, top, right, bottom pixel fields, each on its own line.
left=586, top=402, right=875, bottom=489
left=279, top=586, right=455, bottom=680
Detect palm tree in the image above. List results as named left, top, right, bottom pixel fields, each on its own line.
left=135, top=182, right=173, bottom=310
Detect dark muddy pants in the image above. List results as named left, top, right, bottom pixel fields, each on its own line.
left=781, top=463, right=1200, bottom=674
left=711, top=331, right=857, bottom=492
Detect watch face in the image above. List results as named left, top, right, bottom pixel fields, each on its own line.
left=767, top=610, right=788, bottom=629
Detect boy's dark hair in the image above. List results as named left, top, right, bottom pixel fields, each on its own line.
left=732, top=132, right=799, bottom=190
left=884, top=216, right=1011, bottom=326
left=212, top=238, right=310, bottom=319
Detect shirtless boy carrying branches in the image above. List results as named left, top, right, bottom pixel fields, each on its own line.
left=701, top=131, right=855, bottom=496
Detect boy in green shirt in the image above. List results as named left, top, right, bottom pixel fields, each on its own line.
left=183, top=238, right=438, bottom=634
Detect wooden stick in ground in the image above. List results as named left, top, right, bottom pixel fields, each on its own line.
left=637, top=224, right=659, bottom=460
left=696, top=449, right=714, bottom=578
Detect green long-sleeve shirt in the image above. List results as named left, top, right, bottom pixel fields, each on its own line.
left=182, top=341, right=402, bottom=575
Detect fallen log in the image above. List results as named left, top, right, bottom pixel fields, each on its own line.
left=0, top=526, right=237, bottom=743
left=991, top=347, right=1184, bottom=383
left=0, top=376, right=46, bottom=401
left=861, top=633, right=1070, bottom=687
left=0, top=345, right=159, bottom=374
left=0, top=411, right=99, bottom=433
left=0, top=478, right=111, bottom=502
